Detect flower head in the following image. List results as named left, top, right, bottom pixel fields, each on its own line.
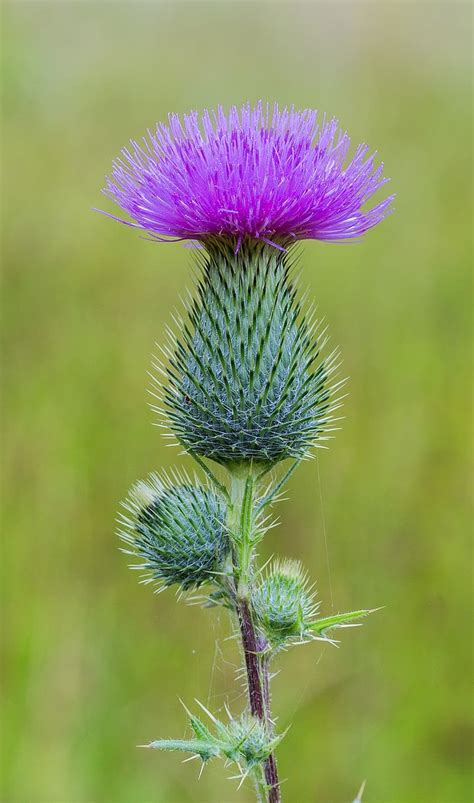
left=101, top=102, right=394, bottom=247
left=252, top=559, right=318, bottom=646
left=118, top=471, right=229, bottom=591
left=155, top=239, right=343, bottom=466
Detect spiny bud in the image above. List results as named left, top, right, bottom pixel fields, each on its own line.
left=252, top=559, right=318, bottom=645
left=146, top=703, right=286, bottom=774
left=225, top=714, right=281, bottom=767
left=155, top=238, right=343, bottom=468
left=118, top=471, right=229, bottom=590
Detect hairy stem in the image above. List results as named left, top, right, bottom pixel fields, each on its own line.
left=236, top=598, right=265, bottom=719
left=236, top=598, right=280, bottom=802
left=229, top=469, right=281, bottom=803
left=251, top=763, right=269, bottom=802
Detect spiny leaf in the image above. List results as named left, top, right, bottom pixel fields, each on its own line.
left=144, top=738, right=219, bottom=761
left=190, top=715, right=215, bottom=743
left=142, top=705, right=288, bottom=772
left=309, top=608, right=381, bottom=638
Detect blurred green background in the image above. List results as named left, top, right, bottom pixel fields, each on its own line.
left=2, top=2, right=472, bottom=802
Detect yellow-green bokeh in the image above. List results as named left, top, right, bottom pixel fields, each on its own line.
left=2, top=2, right=472, bottom=802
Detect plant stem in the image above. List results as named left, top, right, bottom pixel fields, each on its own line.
left=236, top=597, right=265, bottom=719
left=251, top=763, right=269, bottom=802
left=236, top=597, right=280, bottom=802
left=229, top=469, right=281, bottom=803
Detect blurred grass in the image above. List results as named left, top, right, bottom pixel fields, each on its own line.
left=1, top=2, right=472, bottom=802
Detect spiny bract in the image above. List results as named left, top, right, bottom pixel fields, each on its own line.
left=118, top=472, right=229, bottom=590
left=252, top=559, right=318, bottom=644
left=154, top=239, right=343, bottom=467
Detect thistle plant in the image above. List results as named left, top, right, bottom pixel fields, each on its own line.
left=100, top=102, right=393, bottom=802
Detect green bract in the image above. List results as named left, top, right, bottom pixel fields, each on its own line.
left=118, top=472, right=229, bottom=590
left=156, top=239, right=342, bottom=467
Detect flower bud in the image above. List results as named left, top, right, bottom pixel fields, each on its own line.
left=252, top=559, right=318, bottom=645
left=225, top=714, right=281, bottom=768
left=160, top=239, right=342, bottom=468
left=118, top=472, right=229, bottom=590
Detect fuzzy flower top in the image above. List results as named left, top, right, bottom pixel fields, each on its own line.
left=101, top=102, right=394, bottom=246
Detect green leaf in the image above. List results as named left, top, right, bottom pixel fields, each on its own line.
left=309, top=608, right=381, bottom=638
left=144, top=738, right=219, bottom=761
left=190, top=714, right=215, bottom=743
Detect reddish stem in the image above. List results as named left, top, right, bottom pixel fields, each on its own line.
left=237, top=598, right=281, bottom=803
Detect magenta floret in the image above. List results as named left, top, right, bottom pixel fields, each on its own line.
left=101, top=102, right=394, bottom=246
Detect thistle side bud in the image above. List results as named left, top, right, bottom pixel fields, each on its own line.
left=252, top=559, right=318, bottom=646
left=118, top=472, right=229, bottom=590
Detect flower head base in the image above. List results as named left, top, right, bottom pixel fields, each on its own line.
left=101, top=102, right=394, bottom=246
left=154, top=239, right=344, bottom=467
left=118, top=472, right=229, bottom=590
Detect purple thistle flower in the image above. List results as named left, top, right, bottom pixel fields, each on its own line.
left=100, top=101, right=394, bottom=247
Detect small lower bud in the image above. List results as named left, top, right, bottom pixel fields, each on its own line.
left=252, top=559, right=318, bottom=645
